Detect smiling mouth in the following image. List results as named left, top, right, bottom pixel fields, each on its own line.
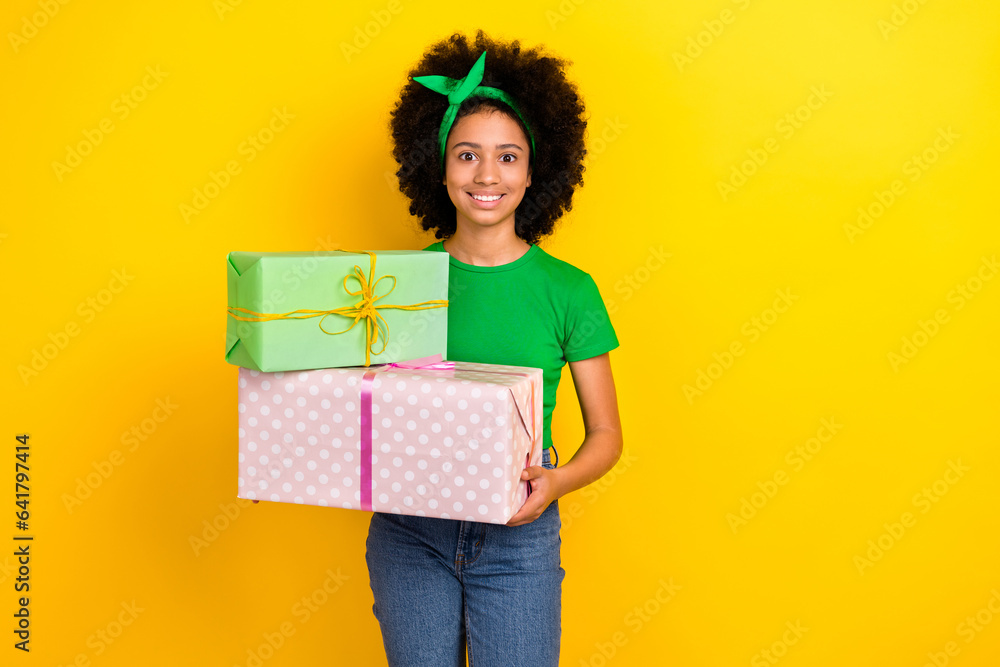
left=468, top=193, right=504, bottom=202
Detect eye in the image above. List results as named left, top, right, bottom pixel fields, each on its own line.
left=459, top=151, right=477, bottom=161
left=500, top=154, right=516, bottom=163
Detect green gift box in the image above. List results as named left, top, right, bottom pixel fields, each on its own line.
left=226, top=250, right=449, bottom=371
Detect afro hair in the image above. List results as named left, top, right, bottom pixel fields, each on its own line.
left=389, top=30, right=588, bottom=246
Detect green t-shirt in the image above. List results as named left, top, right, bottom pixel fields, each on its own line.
left=424, top=241, right=619, bottom=450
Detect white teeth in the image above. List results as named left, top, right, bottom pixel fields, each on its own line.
left=471, top=194, right=503, bottom=202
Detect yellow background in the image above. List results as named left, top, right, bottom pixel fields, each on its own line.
left=3, top=0, right=999, bottom=665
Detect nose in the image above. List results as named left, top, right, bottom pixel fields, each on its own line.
left=474, top=158, right=500, bottom=185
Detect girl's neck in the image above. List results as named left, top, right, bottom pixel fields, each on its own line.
left=443, top=223, right=531, bottom=267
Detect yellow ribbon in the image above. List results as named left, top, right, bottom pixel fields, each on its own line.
left=227, top=250, right=448, bottom=366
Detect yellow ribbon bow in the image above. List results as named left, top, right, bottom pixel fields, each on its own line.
left=227, top=250, right=448, bottom=366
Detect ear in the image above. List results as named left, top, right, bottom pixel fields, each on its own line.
left=526, top=167, right=532, bottom=188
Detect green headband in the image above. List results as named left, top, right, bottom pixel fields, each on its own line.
left=412, top=50, right=536, bottom=170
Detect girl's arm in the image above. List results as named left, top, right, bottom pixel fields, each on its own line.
left=506, top=352, right=623, bottom=526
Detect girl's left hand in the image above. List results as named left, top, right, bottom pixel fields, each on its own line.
left=506, top=465, right=564, bottom=526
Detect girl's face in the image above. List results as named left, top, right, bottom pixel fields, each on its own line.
left=442, top=109, right=532, bottom=236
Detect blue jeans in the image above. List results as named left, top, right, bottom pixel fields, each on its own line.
left=366, top=446, right=563, bottom=666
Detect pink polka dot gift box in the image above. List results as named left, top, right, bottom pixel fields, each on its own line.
left=236, top=355, right=544, bottom=524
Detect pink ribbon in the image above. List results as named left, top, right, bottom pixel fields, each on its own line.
left=359, top=355, right=454, bottom=511
left=384, top=354, right=455, bottom=371
left=360, top=369, right=377, bottom=511
left=357, top=355, right=539, bottom=512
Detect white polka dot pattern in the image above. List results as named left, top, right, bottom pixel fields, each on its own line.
left=236, top=362, right=543, bottom=524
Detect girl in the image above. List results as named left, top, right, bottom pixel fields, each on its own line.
left=366, top=30, right=623, bottom=666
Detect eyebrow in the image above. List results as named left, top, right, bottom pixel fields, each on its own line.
left=452, top=142, right=524, bottom=152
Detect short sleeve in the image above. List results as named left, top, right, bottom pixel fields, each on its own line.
left=563, top=274, right=620, bottom=362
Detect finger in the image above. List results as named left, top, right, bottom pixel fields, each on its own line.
left=507, top=510, right=539, bottom=527
left=521, top=465, right=545, bottom=480
left=508, top=499, right=537, bottom=525
left=515, top=505, right=545, bottom=526
left=506, top=509, right=526, bottom=526
left=516, top=496, right=546, bottom=521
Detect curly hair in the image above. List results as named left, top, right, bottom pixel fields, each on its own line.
left=389, top=30, right=588, bottom=246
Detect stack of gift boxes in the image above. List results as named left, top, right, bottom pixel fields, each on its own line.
left=225, top=249, right=543, bottom=524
